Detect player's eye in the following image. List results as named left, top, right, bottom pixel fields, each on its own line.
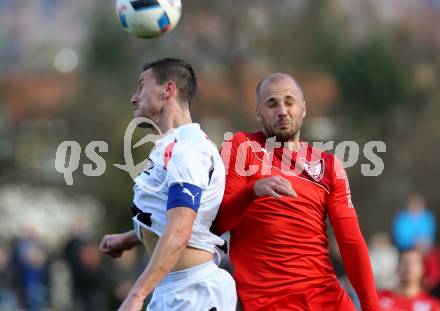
left=285, top=96, right=296, bottom=106
left=266, top=99, right=277, bottom=108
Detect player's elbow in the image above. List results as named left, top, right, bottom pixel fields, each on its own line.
left=176, top=228, right=192, bottom=246
left=338, top=236, right=361, bottom=250
left=168, top=227, right=192, bottom=249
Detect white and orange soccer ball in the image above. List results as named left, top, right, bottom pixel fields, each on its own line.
left=116, top=0, right=182, bottom=38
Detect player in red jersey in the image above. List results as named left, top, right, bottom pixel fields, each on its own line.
left=378, top=248, right=440, bottom=311
left=214, top=73, right=379, bottom=310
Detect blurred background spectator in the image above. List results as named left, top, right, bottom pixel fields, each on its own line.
left=64, top=238, right=110, bottom=311
left=378, top=248, right=440, bottom=310
left=108, top=249, right=147, bottom=309
left=393, top=194, right=436, bottom=251
left=424, top=244, right=440, bottom=292
left=10, top=226, right=50, bottom=311
left=369, top=232, right=399, bottom=290
left=0, top=245, right=18, bottom=311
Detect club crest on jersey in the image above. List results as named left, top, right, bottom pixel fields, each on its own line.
left=300, top=158, right=324, bottom=181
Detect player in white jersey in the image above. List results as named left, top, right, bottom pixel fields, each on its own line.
left=99, top=58, right=236, bottom=311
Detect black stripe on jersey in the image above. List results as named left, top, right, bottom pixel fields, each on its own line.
left=208, top=167, right=214, bottom=185
left=208, top=156, right=214, bottom=184
left=131, top=203, right=152, bottom=226
left=130, top=0, right=159, bottom=10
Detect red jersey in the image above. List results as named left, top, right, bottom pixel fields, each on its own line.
left=378, top=290, right=440, bottom=311
left=215, top=131, right=378, bottom=310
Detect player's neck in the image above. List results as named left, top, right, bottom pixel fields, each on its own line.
left=283, top=131, right=301, bottom=152
left=398, top=283, right=422, bottom=297
left=284, top=139, right=301, bottom=152
left=159, top=102, right=192, bottom=133
left=262, top=130, right=301, bottom=151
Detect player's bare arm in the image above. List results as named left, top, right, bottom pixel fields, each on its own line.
left=99, top=230, right=142, bottom=258
left=118, top=207, right=196, bottom=311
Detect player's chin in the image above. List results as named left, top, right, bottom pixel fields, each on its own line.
left=133, top=109, right=146, bottom=120
left=274, top=129, right=296, bottom=141
left=132, top=108, right=139, bottom=118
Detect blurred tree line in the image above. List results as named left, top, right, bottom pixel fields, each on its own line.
left=2, top=0, right=439, bottom=240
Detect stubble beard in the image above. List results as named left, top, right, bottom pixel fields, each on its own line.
left=133, top=110, right=159, bottom=130
left=263, top=121, right=302, bottom=143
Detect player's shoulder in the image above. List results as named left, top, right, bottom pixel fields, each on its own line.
left=306, top=144, right=335, bottom=161
left=175, top=123, right=207, bottom=143
left=172, top=123, right=217, bottom=157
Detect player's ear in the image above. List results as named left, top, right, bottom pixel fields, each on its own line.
left=301, top=100, right=306, bottom=119
left=164, top=81, right=176, bottom=100
left=256, top=104, right=261, bottom=121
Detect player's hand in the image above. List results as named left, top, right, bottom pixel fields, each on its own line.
left=254, top=175, right=297, bottom=199
left=118, top=292, right=145, bottom=311
left=99, top=233, right=133, bottom=258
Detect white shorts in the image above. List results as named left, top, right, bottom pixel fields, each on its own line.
left=147, top=260, right=237, bottom=311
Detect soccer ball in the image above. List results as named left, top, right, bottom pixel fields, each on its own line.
left=116, top=0, right=182, bottom=38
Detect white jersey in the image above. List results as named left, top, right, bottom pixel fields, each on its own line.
left=132, top=123, right=226, bottom=256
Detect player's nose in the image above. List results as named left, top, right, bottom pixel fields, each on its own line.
left=277, top=104, right=288, bottom=116
left=131, top=92, right=139, bottom=105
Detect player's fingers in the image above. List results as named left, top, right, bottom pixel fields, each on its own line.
left=273, top=183, right=297, bottom=197
left=273, top=175, right=291, bottom=187
left=273, top=176, right=297, bottom=197
left=267, top=189, right=282, bottom=199
left=261, top=180, right=284, bottom=196
left=105, top=248, right=121, bottom=258
left=261, top=181, right=281, bottom=198
left=101, top=247, right=112, bottom=255
left=279, top=182, right=297, bottom=197
left=107, top=251, right=118, bottom=258
left=99, top=238, right=109, bottom=252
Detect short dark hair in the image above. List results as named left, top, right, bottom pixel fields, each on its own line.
left=143, top=58, right=197, bottom=105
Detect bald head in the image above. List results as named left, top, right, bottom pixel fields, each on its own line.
left=254, top=73, right=306, bottom=143
left=256, top=73, right=304, bottom=104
